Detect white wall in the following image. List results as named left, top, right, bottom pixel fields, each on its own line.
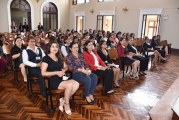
left=0, top=0, right=10, bottom=32
left=0, top=0, right=70, bottom=32
left=0, top=0, right=179, bottom=49
left=69, top=0, right=179, bottom=49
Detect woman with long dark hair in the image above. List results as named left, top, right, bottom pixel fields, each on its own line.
left=117, top=37, right=140, bottom=80
left=97, top=40, right=121, bottom=87
left=41, top=41, right=79, bottom=115
left=83, top=40, right=114, bottom=94
left=67, top=42, right=98, bottom=104
left=11, top=37, right=27, bottom=82
left=0, top=37, right=7, bottom=75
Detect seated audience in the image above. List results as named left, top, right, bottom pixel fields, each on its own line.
left=156, top=35, right=169, bottom=56
left=22, top=35, right=46, bottom=96
left=143, top=37, right=166, bottom=67
left=127, top=37, right=148, bottom=75
left=41, top=41, right=79, bottom=115
left=117, top=37, right=140, bottom=80
left=11, top=37, right=27, bottom=82
left=97, top=40, right=121, bottom=87
left=83, top=40, right=114, bottom=94
left=151, top=36, right=166, bottom=59
left=67, top=42, right=98, bottom=105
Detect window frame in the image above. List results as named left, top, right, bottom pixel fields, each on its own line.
left=96, top=15, right=114, bottom=32
left=98, top=0, right=114, bottom=2
left=72, top=0, right=89, bottom=5
left=43, top=2, right=58, bottom=31
left=76, top=16, right=84, bottom=32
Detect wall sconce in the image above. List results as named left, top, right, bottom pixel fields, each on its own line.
left=36, top=0, right=40, bottom=3
left=122, top=7, right=128, bottom=12
left=163, top=15, right=169, bottom=20
left=90, top=9, right=94, bottom=14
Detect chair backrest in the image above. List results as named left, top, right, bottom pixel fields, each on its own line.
left=107, top=48, right=118, bottom=60
left=2, top=44, right=13, bottom=55
left=160, top=40, right=168, bottom=46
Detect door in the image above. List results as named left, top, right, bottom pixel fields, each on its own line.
left=141, top=15, right=161, bottom=39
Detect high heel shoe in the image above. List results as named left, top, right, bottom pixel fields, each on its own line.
left=64, top=103, right=72, bottom=115
left=114, top=81, right=120, bottom=87
left=86, top=97, right=94, bottom=105
left=59, top=97, right=64, bottom=112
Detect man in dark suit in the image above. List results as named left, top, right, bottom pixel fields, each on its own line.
left=23, top=22, right=29, bottom=32
left=19, top=23, right=23, bottom=32
left=37, top=22, right=43, bottom=31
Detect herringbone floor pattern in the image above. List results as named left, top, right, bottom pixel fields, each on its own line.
left=0, top=54, right=179, bottom=120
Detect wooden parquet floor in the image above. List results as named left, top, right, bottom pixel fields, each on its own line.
left=0, top=54, right=179, bottom=120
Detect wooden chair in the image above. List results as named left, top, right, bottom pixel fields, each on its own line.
left=142, top=44, right=154, bottom=67
left=118, top=57, right=132, bottom=79
left=2, top=44, right=12, bottom=55
left=44, top=77, right=64, bottom=117
left=134, top=39, right=145, bottom=53
left=160, top=40, right=172, bottom=54
left=107, top=48, right=119, bottom=64
left=108, top=48, right=131, bottom=78
left=12, top=60, right=19, bottom=83
left=25, top=66, right=39, bottom=95
left=44, top=76, right=77, bottom=117
left=2, top=44, right=13, bottom=70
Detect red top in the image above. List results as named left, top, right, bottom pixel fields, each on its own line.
left=117, top=45, right=126, bottom=58
left=83, top=50, right=106, bottom=71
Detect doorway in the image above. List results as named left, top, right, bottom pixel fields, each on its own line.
left=97, top=15, right=113, bottom=32
left=43, top=2, right=58, bottom=31
left=76, top=16, right=84, bottom=32
left=141, top=15, right=161, bottom=39
left=10, top=0, right=31, bottom=31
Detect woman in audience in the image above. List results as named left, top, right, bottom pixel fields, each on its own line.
left=78, top=37, right=86, bottom=54
left=41, top=41, right=79, bottom=115
left=107, top=34, right=117, bottom=48
left=117, top=37, right=140, bottom=80
left=127, top=37, right=148, bottom=75
left=151, top=36, right=166, bottom=59
left=67, top=42, right=98, bottom=105
left=61, top=35, right=72, bottom=58
left=11, top=37, right=27, bottom=82
left=97, top=40, right=121, bottom=87
left=156, top=35, right=169, bottom=56
left=143, top=37, right=166, bottom=67
left=0, top=34, right=10, bottom=45
left=0, top=39, right=7, bottom=76
left=83, top=40, right=114, bottom=94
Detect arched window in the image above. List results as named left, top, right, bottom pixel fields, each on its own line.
left=43, top=2, right=58, bottom=31
left=11, top=0, right=31, bottom=31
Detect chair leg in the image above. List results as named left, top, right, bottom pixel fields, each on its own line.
left=29, top=79, right=33, bottom=95
left=122, top=64, right=125, bottom=79
left=45, top=90, right=49, bottom=107
left=27, top=78, right=33, bottom=95
left=49, top=92, right=54, bottom=110
left=13, top=70, right=19, bottom=83
left=70, top=94, right=75, bottom=109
